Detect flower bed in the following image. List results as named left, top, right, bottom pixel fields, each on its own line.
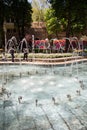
left=34, top=39, right=87, bottom=52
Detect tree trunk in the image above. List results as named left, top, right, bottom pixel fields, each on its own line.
left=0, top=23, right=4, bottom=48
left=65, top=39, right=70, bottom=52
left=56, top=30, right=59, bottom=39
left=21, top=11, right=25, bottom=38
left=66, top=0, right=72, bottom=38
left=66, top=21, right=71, bottom=37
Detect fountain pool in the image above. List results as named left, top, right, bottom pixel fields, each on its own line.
left=0, top=62, right=87, bottom=130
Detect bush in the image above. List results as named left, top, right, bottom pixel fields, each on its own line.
left=0, top=53, right=73, bottom=60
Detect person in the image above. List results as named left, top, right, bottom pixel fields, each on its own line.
left=20, top=33, right=32, bottom=52
left=20, top=33, right=32, bottom=60
left=9, top=46, right=15, bottom=62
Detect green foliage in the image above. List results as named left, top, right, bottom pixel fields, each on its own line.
left=48, top=0, right=87, bottom=37
left=32, top=0, right=48, bottom=22
left=11, top=0, right=32, bottom=38
left=0, top=0, right=32, bottom=46
left=32, top=8, right=45, bottom=22
left=0, top=0, right=5, bottom=47
left=44, top=8, right=63, bottom=37
left=0, top=53, right=72, bottom=59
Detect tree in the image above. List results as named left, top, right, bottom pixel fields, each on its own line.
left=44, top=8, right=63, bottom=38
left=32, top=7, right=45, bottom=22
left=32, top=0, right=46, bottom=22
left=48, top=0, right=87, bottom=37
left=11, top=0, right=32, bottom=39
left=0, top=0, right=32, bottom=48
left=0, top=0, right=5, bottom=47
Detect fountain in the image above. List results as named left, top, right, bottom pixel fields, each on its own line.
left=0, top=36, right=87, bottom=130
left=0, top=60, right=87, bottom=130
left=6, top=36, right=18, bottom=52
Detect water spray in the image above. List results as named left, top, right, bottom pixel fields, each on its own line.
left=18, top=96, right=22, bottom=104
left=35, top=99, right=38, bottom=106
left=79, top=80, right=84, bottom=89
left=67, top=94, right=72, bottom=101
left=52, top=97, right=56, bottom=105
left=76, top=90, right=81, bottom=96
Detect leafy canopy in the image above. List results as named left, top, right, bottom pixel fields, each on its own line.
left=48, top=0, right=87, bottom=37
left=44, top=8, right=64, bottom=38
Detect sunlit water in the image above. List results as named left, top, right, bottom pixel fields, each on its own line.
left=0, top=62, right=87, bottom=130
